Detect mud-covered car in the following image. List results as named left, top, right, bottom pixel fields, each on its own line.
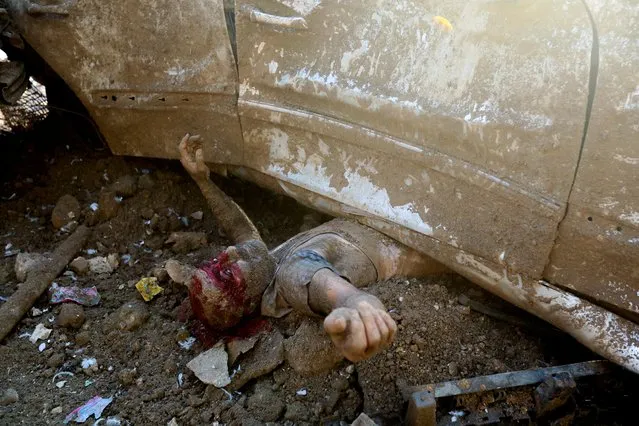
left=1, top=0, right=638, bottom=372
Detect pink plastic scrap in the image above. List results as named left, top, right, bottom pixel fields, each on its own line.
left=50, top=283, right=101, bottom=306
left=64, top=396, right=113, bottom=424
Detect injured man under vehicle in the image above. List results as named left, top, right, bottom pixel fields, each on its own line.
left=170, top=134, right=445, bottom=362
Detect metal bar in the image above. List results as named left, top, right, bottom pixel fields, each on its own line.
left=404, top=360, right=611, bottom=399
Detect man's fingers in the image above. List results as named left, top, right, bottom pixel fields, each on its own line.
left=324, top=314, right=348, bottom=336
left=195, top=148, right=205, bottom=165
left=382, top=312, right=397, bottom=342
left=358, top=305, right=381, bottom=353
left=179, top=133, right=191, bottom=155
left=374, top=312, right=390, bottom=347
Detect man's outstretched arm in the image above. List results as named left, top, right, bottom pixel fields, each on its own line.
left=309, top=268, right=397, bottom=362
left=179, top=134, right=262, bottom=244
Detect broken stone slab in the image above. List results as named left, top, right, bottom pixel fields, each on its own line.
left=228, top=330, right=285, bottom=391
left=187, top=344, right=231, bottom=388
left=227, top=335, right=259, bottom=365
left=351, top=413, right=379, bottom=426
left=14, top=252, right=51, bottom=282
left=284, top=319, right=344, bottom=376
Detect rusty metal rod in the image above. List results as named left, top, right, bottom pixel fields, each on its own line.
left=403, top=360, right=611, bottom=399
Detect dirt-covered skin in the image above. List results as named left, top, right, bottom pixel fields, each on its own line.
left=1, top=122, right=639, bottom=425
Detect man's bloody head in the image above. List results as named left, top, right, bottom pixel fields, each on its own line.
left=187, top=239, right=276, bottom=330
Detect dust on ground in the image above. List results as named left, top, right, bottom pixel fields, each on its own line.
left=1, top=120, right=638, bottom=425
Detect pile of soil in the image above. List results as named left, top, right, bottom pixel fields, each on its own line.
left=1, top=121, right=638, bottom=425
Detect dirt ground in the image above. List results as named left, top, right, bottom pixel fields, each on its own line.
left=1, top=118, right=638, bottom=425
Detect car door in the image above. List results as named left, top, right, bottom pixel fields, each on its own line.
left=546, top=0, right=639, bottom=317
left=235, top=0, right=593, bottom=278
left=9, top=0, right=242, bottom=164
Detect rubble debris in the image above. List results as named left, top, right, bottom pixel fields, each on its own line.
left=88, top=254, right=119, bottom=275
left=247, top=382, right=285, bottom=422
left=69, top=257, right=89, bottom=275
left=15, top=252, right=51, bottom=282
left=228, top=330, right=285, bottom=391
left=135, top=277, right=163, bottom=302
left=406, top=391, right=436, bottom=426
left=164, top=232, right=207, bottom=253
left=98, top=190, right=119, bottom=221
left=284, top=401, right=309, bottom=422
left=118, top=368, right=137, bottom=386
left=178, top=336, right=196, bottom=350
left=63, top=395, right=113, bottom=424
left=110, top=175, right=137, bottom=197
left=50, top=284, right=101, bottom=306
left=190, top=211, right=203, bottom=220
left=0, top=388, right=19, bottom=406
left=56, top=303, right=86, bottom=329
left=227, top=335, right=259, bottom=365
left=29, top=323, right=52, bottom=343
left=284, top=319, right=344, bottom=376
left=82, top=357, right=99, bottom=375
left=165, top=259, right=192, bottom=285
left=107, top=301, right=149, bottom=331
left=534, top=372, right=576, bottom=417
left=52, top=195, right=81, bottom=229
left=186, top=344, right=231, bottom=388
left=351, top=413, right=378, bottom=426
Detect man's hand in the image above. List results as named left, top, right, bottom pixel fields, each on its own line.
left=324, top=294, right=397, bottom=362
left=179, top=133, right=210, bottom=183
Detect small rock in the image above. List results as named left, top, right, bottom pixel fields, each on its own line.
left=57, top=304, right=86, bottom=329
left=229, top=330, right=285, bottom=391
left=69, top=257, right=89, bottom=275
left=15, top=252, right=50, bottom=282
left=110, top=175, right=137, bottom=197
left=190, top=211, right=203, bottom=220
left=284, top=401, right=308, bottom=421
left=165, top=259, right=193, bottom=285
left=98, top=190, right=119, bottom=221
left=285, top=319, right=344, bottom=376
left=352, top=413, right=379, bottom=426
left=138, top=174, right=155, bottom=190
left=247, top=383, right=285, bottom=422
left=75, top=331, right=91, bottom=346
left=226, top=335, right=259, bottom=365
left=0, top=388, right=18, bottom=406
left=109, top=301, right=150, bottom=331
left=140, top=207, right=155, bottom=220
left=186, top=345, right=231, bottom=387
left=51, top=406, right=63, bottom=414
left=165, top=232, right=207, bottom=253
left=52, top=194, right=81, bottom=229
left=118, top=368, right=137, bottom=386
left=88, top=254, right=118, bottom=274
left=47, top=352, right=65, bottom=368
left=448, top=362, right=459, bottom=376
left=81, top=357, right=99, bottom=375
left=151, top=266, right=169, bottom=283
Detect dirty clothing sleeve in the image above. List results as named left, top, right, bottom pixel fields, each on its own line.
left=261, top=219, right=437, bottom=318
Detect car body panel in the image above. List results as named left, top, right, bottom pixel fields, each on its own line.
left=235, top=0, right=592, bottom=278
left=546, top=0, right=639, bottom=315
left=6, top=0, right=639, bottom=370
left=6, top=0, right=243, bottom=163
